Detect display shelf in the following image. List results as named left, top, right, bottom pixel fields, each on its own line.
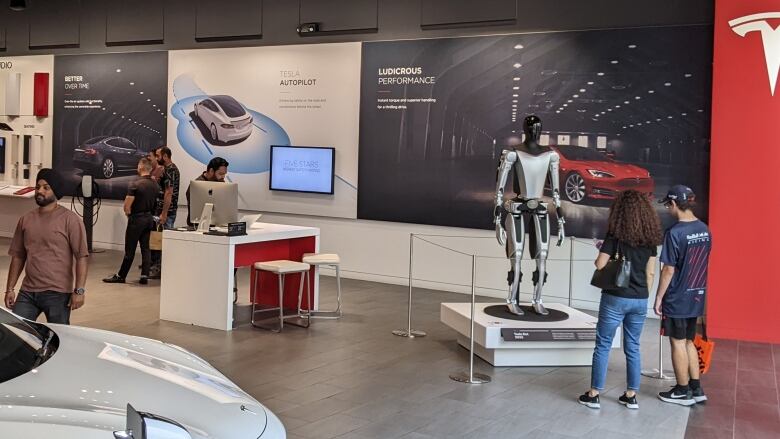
left=0, top=185, right=35, bottom=198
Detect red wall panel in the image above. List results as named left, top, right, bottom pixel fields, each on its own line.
left=710, top=0, right=780, bottom=342
left=33, top=72, right=49, bottom=117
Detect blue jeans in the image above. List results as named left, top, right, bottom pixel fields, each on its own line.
left=13, top=291, right=71, bottom=324
left=591, top=293, right=647, bottom=391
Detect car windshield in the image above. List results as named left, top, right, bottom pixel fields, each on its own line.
left=0, top=308, right=50, bottom=384
left=211, top=95, right=246, bottom=118
left=555, top=145, right=612, bottom=161
left=84, top=136, right=110, bottom=144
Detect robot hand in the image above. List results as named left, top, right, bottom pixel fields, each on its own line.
left=495, top=218, right=507, bottom=246
left=556, top=217, right=566, bottom=246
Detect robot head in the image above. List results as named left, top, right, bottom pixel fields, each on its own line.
left=523, top=115, right=542, bottom=142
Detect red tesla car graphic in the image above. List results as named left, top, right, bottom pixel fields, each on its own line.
left=551, top=145, right=654, bottom=204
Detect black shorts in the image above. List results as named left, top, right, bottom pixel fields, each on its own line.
left=661, top=316, right=698, bottom=341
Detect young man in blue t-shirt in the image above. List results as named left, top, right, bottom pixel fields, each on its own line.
left=653, top=185, right=712, bottom=406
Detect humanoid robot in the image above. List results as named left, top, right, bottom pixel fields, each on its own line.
left=494, top=115, right=565, bottom=316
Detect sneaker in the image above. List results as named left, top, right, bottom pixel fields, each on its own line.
left=658, top=385, right=696, bottom=406
left=102, top=274, right=125, bottom=284
left=139, top=276, right=149, bottom=285
left=619, top=392, right=639, bottom=409
left=578, top=391, right=600, bottom=409
left=691, top=386, right=708, bottom=403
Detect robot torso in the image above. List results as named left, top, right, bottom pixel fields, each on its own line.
left=511, top=147, right=557, bottom=199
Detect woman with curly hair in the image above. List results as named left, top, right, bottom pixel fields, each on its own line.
left=578, top=189, right=663, bottom=410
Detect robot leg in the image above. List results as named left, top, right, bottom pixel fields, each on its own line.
left=530, top=210, right=551, bottom=316
left=504, top=213, right=525, bottom=315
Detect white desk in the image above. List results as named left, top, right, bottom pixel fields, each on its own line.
left=159, top=222, right=320, bottom=330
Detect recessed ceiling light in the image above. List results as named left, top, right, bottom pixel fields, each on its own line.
left=512, top=94, right=519, bottom=97
left=152, top=104, right=157, bottom=107
left=648, top=90, right=655, bottom=94
left=597, top=72, right=605, bottom=76
left=572, top=94, right=579, bottom=98
left=615, top=105, right=621, bottom=108
left=563, top=104, right=568, bottom=107
left=512, top=104, right=517, bottom=107
left=667, top=116, right=673, bottom=119
left=514, top=44, right=524, bottom=50
left=623, top=126, right=627, bottom=129
left=555, top=111, right=561, bottom=114
left=116, top=69, right=122, bottom=73
left=624, top=101, right=630, bottom=104
left=628, top=44, right=637, bottom=49
left=635, top=96, right=641, bottom=100
left=112, top=112, right=116, bottom=115
left=129, top=82, right=134, bottom=86
left=567, top=99, right=573, bottom=103
left=637, top=123, right=643, bottom=126
left=101, top=107, right=105, bottom=110
left=513, top=77, right=520, bottom=81
left=587, top=81, right=594, bottom=85
left=610, top=60, right=619, bottom=64
left=681, top=112, right=687, bottom=116
left=664, top=82, right=672, bottom=86
left=579, top=89, right=586, bottom=93
left=513, top=63, right=522, bottom=68
left=121, top=116, right=125, bottom=118
left=698, top=109, right=704, bottom=112
left=646, top=121, right=651, bottom=123
left=629, top=124, right=634, bottom=127
left=139, top=91, right=144, bottom=95
left=146, top=98, right=151, bottom=102
left=512, top=100, right=518, bottom=103
left=601, top=112, right=606, bottom=115
left=513, top=86, right=519, bottom=90
left=656, top=118, right=661, bottom=121
left=533, top=91, right=546, bottom=96
left=577, top=109, right=587, bottom=113
left=607, top=109, right=612, bottom=112
left=684, top=73, right=692, bottom=78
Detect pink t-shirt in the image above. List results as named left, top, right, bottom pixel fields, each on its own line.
left=8, top=205, right=89, bottom=294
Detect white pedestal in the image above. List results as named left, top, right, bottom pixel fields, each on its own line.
left=441, top=302, right=621, bottom=367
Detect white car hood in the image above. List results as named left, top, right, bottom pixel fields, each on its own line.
left=0, top=324, right=269, bottom=439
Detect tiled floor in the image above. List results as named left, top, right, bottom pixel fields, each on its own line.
left=3, top=238, right=776, bottom=438
left=685, top=340, right=780, bottom=439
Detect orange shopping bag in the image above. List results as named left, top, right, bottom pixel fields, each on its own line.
left=694, top=316, right=715, bottom=374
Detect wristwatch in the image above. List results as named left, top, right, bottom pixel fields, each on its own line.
left=73, top=287, right=86, bottom=296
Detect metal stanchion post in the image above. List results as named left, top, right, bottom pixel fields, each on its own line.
left=568, top=237, right=574, bottom=307
left=393, top=233, right=427, bottom=338
left=450, top=255, right=491, bottom=384
left=641, top=331, right=674, bottom=379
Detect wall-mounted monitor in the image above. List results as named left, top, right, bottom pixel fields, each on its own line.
left=269, top=145, right=335, bottom=195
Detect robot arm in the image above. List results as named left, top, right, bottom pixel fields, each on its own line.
left=494, top=150, right=517, bottom=245
left=549, top=152, right=566, bottom=246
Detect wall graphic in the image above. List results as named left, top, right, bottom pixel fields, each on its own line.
left=358, top=26, right=713, bottom=238
left=168, top=43, right=361, bottom=218
left=52, top=52, right=168, bottom=199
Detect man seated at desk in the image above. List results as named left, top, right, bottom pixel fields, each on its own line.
left=186, top=157, right=229, bottom=227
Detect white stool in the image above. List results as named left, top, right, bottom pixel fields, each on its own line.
left=302, top=253, right=342, bottom=319
left=251, top=260, right=311, bottom=332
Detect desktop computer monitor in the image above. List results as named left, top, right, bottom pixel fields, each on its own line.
left=189, top=181, right=238, bottom=226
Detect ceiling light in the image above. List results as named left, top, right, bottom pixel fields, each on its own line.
left=637, top=123, right=642, bottom=126
left=512, top=94, right=519, bottom=97
left=684, top=73, right=692, bottom=78
left=628, top=44, right=637, bottom=49
left=607, top=109, right=612, bottom=112
left=597, top=72, right=605, bottom=76
left=615, top=105, right=621, bottom=108
left=139, top=91, right=144, bottom=95
left=572, top=94, right=579, bottom=98
left=623, top=126, right=627, bottom=129
left=533, top=91, right=546, bottom=96
left=646, top=121, right=651, bottom=123
left=624, top=101, right=630, bottom=104
left=698, top=109, right=704, bottom=112
left=577, top=109, right=587, bottom=113
left=129, top=82, right=135, bottom=86
left=656, top=118, right=661, bottom=121
left=152, top=104, right=157, bottom=107
left=610, top=60, right=619, bottom=64
left=512, top=104, right=517, bottom=107
left=146, top=98, right=151, bottom=102
left=681, top=112, right=687, bottom=116
left=601, top=112, right=606, bottom=115
left=629, top=124, right=634, bottom=127
left=664, top=82, right=672, bottom=86
left=555, top=111, right=560, bottom=114
left=513, top=63, right=522, bottom=68
left=587, top=81, right=594, bottom=85
left=115, top=68, right=122, bottom=73
left=512, top=100, right=518, bottom=103
left=563, top=104, right=568, bottom=107
left=667, top=116, right=673, bottom=119
left=648, top=90, right=655, bottom=94
left=112, top=112, right=116, bottom=115
left=567, top=99, right=573, bottom=103
left=514, top=44, right=524, bottom=49
left=579, top=89, right=586, bottom=93
left=513, top=86, right=519, bottom=90
left=635, top=96, right=641, bottom=100
left=513, top=77, right=520, bottom=81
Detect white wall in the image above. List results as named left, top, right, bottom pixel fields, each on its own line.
left=0, top=198, right=662, bottom=316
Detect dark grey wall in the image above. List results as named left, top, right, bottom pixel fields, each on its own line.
left=0, top=0, right=712, bottom=55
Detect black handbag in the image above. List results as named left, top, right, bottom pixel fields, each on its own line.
left=590, top=240, right=632, bottom=289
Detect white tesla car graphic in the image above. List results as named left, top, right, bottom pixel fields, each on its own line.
left=0, top=308, right=286, bottom=438
left=193, top=95, right=254, bottom=144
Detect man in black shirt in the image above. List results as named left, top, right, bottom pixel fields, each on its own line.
left=103, top=158, right=159, bottom=285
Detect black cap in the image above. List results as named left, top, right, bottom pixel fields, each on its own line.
left=35, top=168, right=64, bottom=200
left=659, top=184, right=694, bottom=204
